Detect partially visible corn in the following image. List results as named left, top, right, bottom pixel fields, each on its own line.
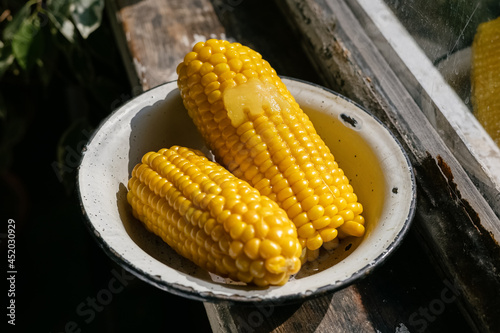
left=127, top=146, right=302, bottom=286
left=176, top=39, right=365, bottom=260
left=472, top=16, right=500, bottom=146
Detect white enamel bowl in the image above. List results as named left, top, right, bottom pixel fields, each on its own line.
left=77, top=78, right=416, bottom=303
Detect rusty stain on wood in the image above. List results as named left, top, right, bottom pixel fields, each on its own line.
left=436, top=155, right=499, bottom=246
left=415, top=153, right=500, bottom=332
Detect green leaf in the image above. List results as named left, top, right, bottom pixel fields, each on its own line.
left=70, top=0, right=105, bottom=39
left=11, top=15, right=44, bottom=71
left=46, top=0, right=71, bottom=17
left=46, top=0, right=77, bottom=42
left=59, top=19, right=77, bottom=42
left=2, top=0, right=38, bottom=41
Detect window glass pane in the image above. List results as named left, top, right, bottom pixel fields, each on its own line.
left=383, top=0, right=500, bottom=109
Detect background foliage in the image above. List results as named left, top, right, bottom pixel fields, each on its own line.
left=0, top=0, right=129, bottom=191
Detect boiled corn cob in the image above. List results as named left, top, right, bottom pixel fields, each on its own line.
left=177, top=39, right=365, bottom=261
left=471, top=16, right=500, bottom=146
left=127, top=146, right=302, bottom=286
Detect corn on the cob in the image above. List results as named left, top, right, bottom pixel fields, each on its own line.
left=127, top=146, right=302, bottom=286
left=176, top=39, right=365, bottom=259
left=471, top=16, right=500, bottom=146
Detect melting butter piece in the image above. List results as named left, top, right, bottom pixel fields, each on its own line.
left=223, top=78, right=291, bottom=127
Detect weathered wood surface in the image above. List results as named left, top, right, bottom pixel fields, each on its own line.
left=205, top=285, right=377, bottom=333
left=277, top=0, right=500, bottom=331
left=106, top=0, right=226, bottom=91
left=106, top=0, right=498, bottom=332
left=203, top=231, right=471, bottom=333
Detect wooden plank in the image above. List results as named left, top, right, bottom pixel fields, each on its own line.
left=203, top=230, right=471, bottom=333
left=106, top=0, right=226, bottom=91
left=205, top=286, right=377, bottom=333
left=276, top=0, right=500, bottom=332
left=209, top=0, right=322, bottom=84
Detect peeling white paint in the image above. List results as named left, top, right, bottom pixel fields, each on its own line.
left=133, top=57, right=146, bottom=76
left=133, top=57, right=148, bottom=88
left=193, top=33, right=208, bottom=44
left=180, top=35, right=190, bottom=47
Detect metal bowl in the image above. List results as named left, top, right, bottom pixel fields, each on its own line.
left=77, top=77, right=416, bottom=303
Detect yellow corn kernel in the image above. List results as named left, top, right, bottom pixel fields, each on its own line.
left=338, top=221, right=365, bottom=238
left=353, top=215, right=365, bottom=225
left=265, top=256, right=286, bottom=274
left=249, top=260, right=266, bottom=278
left=127, top=146, right=302, bottom=286
left=319, top=228, right=338, bottom=243
left=177, top=39, right=366, bottom=260
left=306, top=233, right=323, bottom=251
left=471, top=17, right=500, bottom=146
